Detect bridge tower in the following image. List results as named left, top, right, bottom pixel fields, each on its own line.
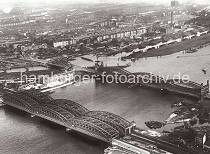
left=124, top=121, right=136, bottom=135
left=199, top=80, right=209, bottom=102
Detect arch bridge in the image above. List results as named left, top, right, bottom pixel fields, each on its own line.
left=2, top=89, right=134, bottom=143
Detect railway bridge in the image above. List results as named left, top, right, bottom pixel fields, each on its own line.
left=96, top=66, right=209, bottom=99
left=2, top=88, right=135, bottom=143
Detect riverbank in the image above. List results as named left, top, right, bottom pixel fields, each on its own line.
left=126, top=33, right=210, bottom=59
left=126, top=43, right=210, bottom=86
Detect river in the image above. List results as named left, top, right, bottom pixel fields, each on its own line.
left=1, top=46, right=210, bottom=154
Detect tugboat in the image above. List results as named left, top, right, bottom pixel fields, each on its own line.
left=186, top=48, right=197, bottom=53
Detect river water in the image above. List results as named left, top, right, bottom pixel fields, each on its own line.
left=1, top=46, right=210, bottom=154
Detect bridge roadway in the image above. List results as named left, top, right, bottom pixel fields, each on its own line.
left=2, top=88, right=133, bottom=143
left=96, top=66, right=209, bottom=99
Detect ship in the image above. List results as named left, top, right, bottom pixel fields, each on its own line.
left=41, top=81, right=75, bottom=92
left=18, top=71, right=75, bottom=92
left=81, top=57, right=94, bottom=62
left=185, top=48, right=198, bottom=53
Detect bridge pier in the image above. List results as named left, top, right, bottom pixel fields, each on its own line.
left=199, top=80, right=209, bottom=102
left=125, top=121, right=136, bottom=136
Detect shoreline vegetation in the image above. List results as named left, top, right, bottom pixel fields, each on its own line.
left=124, top=33, right=210, bottom=59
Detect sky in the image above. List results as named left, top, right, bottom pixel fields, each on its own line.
left=0, top=0, right=210, bottom=9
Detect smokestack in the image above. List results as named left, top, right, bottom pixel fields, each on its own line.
left=171, top=11, right=174, bottom=28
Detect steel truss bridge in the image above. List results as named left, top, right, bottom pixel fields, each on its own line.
left=96, top=66, right=209, bottom=99
left=2, top=88, right=134, bottom=143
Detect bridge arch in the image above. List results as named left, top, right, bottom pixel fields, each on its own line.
left=16, top=91, right=41, bottom=107
left=52, top=99, right=89, bottom=116
left=31, top=105, right=72, bottom=124
left=3, top=91, right=34, bottom=111
left=69, top=116, right=119, bottom=142
left=20, top=90, right=53, bottom=104
left=84, top=111, right=132, bottom=136
left=42, top=102, right=76, bottom=119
